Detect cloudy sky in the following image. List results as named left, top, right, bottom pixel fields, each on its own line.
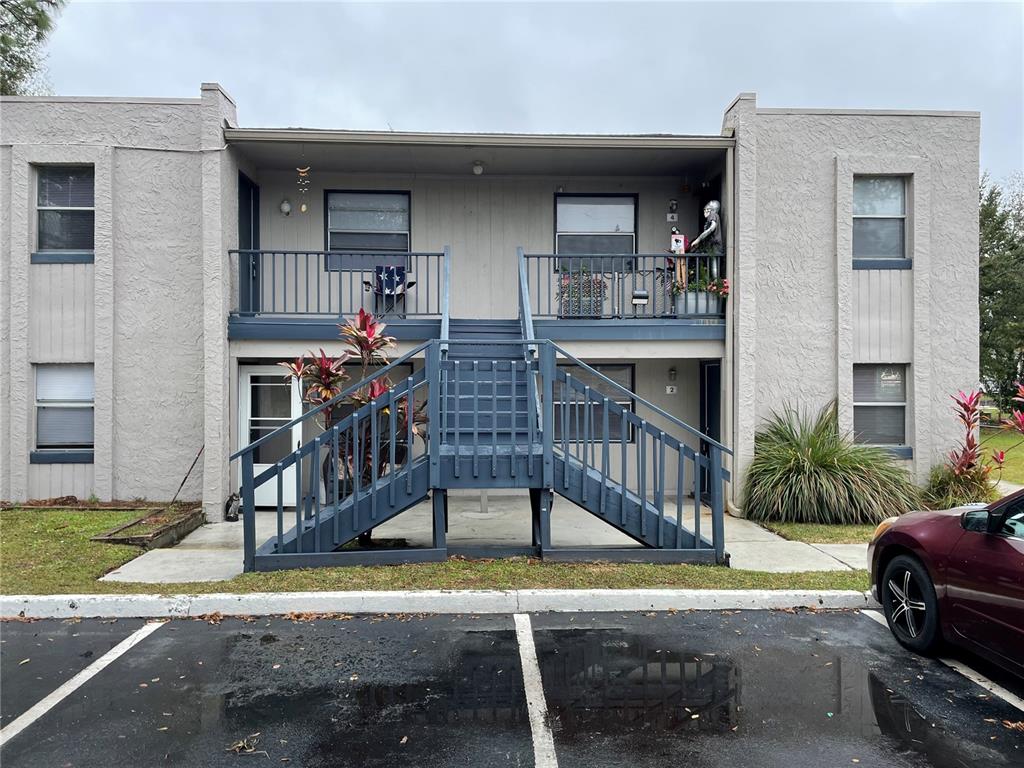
left=44, top=1, right=1023, bottom=180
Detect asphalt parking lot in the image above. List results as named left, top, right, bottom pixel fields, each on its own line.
left=1, top=610, right=1021, bottom=767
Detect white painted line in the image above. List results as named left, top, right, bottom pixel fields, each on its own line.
left=938, top=656, right=1024, bottom=714
left=513, top=613, right=559, bottom=768
left=0, top=620, right=166, bottom=748
left=861, top=609, right=1023, bottom=713
left=861, top=609, right=888, bottom=627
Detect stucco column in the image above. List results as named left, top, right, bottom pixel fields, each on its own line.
left=200, top=83, right=238, bottom=518
left=721, top=93, right=758, bottom=512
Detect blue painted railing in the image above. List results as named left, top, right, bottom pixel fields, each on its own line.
left=520, top=251, right=725, bottom=320
left=231, top=249, right=448, bottom=317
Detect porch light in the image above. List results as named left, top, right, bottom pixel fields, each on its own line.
left=668, top=367, right=677, bottom=382
left=279, top=198, right=292, bottom=216
left=472, top=161, right=484, bottom=176
left=631, top=289, right=649, bottom=306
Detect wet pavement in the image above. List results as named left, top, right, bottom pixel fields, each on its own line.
left=0, top=610, right=1021, bottom=767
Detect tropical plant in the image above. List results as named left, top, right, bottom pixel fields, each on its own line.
left=924, top=383, right=1024, bottom=508
left=743, top=401, right=921, bottom=525
left=670, top=266, right=729, bottom=299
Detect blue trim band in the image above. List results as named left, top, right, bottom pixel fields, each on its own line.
left=853, top=258, right=912, bottom=271
left=31, top=450, right=94, bottom=464
left=884, top=446, right=913, bottom=460
left=31, top=251, right=94, bottom=264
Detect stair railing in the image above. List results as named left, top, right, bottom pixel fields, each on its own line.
left=519, top=247, right=547, bottom=485
left=233, top=340, right=433, bottom=571
left=439, top=245, right=451, bottom=356
left=542, top=342, right=732, bottom=560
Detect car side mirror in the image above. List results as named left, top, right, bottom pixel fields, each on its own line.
left=986, top=510, right=1005, bottom=535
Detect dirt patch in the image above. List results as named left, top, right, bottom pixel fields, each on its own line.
left=90, top=503, right=204, bottom=549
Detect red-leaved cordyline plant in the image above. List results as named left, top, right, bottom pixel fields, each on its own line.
left=277, top=348, right=350, bottom=428
left=947, top=384, right=1024, bottom=483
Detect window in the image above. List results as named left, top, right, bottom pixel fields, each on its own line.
left=35, top=365, right=94, bottom=452
left=555, top=195, right=636, bottom=270
left=853, top=364, right=907, bottom=445
left=998, top=498, right=1024, bottom=540
left=37, top=166, right=95, bottom=252
left=553, top=364, right=634, bottom=442
left=325, top=191, right=410, bottom=271
left=853, top=176, right=905, bottom=261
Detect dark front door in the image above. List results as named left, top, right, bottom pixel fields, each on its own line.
left=238, top=172, right=260, bottom=313
left=698, top=360, right=721, bottom=497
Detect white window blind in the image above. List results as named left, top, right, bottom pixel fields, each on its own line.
left=37, top=166, right=95, bottom=251
left=35, top=364, right=95, bottom=449
left=853, top=364, right=907, bottom=445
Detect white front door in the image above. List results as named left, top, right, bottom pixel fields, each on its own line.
left=239, top=366, right=303, bottom=508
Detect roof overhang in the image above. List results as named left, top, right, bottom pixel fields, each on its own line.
left=226, top=128, right=732, bottom=176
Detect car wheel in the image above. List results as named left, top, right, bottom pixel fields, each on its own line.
left=881, top=554, right=940, bottom=653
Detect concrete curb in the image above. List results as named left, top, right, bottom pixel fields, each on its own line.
left=1, top=589, right=872, bottom=619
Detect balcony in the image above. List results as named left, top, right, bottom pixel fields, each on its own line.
left=519, top=250, right=726, bottom=342
left=228, top=249, right=449, bottom=340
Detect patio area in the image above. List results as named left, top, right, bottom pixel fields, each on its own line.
left=99, top=495, right=867, bottom=583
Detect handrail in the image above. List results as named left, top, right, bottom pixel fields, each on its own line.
left=439, top=246, right=451, bottom=354
left=230, top=339, right=433, bottom=461
left=517, top=246, right=536, bottom=344
left=548, top=341, right=732, bottom=454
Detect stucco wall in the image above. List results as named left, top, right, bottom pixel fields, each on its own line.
left=0, top=89, right=236, bottom=503
left=725, top=96, right=979, bottom=493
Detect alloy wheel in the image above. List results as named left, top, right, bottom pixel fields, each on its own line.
left=887, top=568, right=928, bottom=639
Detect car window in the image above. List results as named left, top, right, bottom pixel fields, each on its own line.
left=999, top=498, right=1024, bottom=540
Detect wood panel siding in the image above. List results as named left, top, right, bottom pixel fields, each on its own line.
left=28, top=263, right=94, bottom=361
left=256, top=173, right=703, bottom=320
left=27, top=463, right=95, bottom=499
left=852, top=269, right=912, bottom=362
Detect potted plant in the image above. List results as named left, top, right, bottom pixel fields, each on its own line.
left=557, top=268, right=607, bottom=318
left=279, top=309, right=426, bottom=542
left=672, top=269, right=729, bottom=316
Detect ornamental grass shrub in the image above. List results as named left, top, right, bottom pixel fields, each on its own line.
left=743, top=401, right=920, bottom=525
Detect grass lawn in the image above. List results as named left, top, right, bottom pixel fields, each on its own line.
left=982, top=427, right=1024, bottom=485
left=0, top=508, right=869, bottom=596
left=763, top=522, right=877, bottom=545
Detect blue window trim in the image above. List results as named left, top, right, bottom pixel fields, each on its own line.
left=882, top=445, right=913, bottom=460
left=30, top=449, right=94, bottom=464
left=853, top=258, right=912, bottom=271
left=31, top=251, right=94, bottom=264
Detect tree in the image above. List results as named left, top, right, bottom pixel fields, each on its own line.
left=0, top=0, right=65, bottom=96
left=979, top=174, right=1024, bottom=410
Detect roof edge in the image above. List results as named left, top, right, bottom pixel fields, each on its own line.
left=224, top=127, right=734, bottom=149
left=757, top=107, right=980, bottom=118
left=0, top=95, right=202, bottom=105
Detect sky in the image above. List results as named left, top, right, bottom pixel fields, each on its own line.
left=43, top=1, right=1024, bottom=181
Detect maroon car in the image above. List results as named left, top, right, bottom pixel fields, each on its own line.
left=868, top=488, right=1024, bottom=675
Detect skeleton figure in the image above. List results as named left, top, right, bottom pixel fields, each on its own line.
left=676, top=200, right=723, bottom=285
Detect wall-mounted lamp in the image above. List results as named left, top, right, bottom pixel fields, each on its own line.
left=631, top=290, right=649, bottom=306
left=472, top=161, right=485, bottom=176
left=299, top=201, right=308, bottom=214
left=668, top=367, right=677, bottom=382
left=279, top=198, right=292, bottom=217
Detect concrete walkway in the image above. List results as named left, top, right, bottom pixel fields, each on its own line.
left=101, top=493, right=866, bottom=583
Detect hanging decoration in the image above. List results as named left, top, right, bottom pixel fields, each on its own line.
left=296, top=148, right=311, bottom=213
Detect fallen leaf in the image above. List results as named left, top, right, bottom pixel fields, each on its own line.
left=18, top=659, right=30, bottom=665
left=400, top=736, right=408, bottom=745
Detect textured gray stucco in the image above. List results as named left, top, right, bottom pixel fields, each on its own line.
left=727, top=95, right=979, bottom=495
left=0, top=90, right=218, bottom=503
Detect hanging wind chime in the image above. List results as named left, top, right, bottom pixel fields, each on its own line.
left=296, top=149, right=311, bottom=213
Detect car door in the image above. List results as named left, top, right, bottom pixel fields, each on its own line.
left=945, top=493, right=1024, bottom=668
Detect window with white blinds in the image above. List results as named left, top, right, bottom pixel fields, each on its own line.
left=36, top=166, right=95, bottom=252
left=35, top=365, right=95, bottom=449
left=853, top=364, right=907, bottom=445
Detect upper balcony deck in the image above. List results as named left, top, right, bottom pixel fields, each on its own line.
left=226, top=127, right=731, bottom=343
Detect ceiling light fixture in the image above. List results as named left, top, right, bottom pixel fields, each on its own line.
left=472, top=161, right=484, bottom=176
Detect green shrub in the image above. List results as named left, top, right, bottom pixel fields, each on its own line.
left=922, top=464, right=997, bottom=509
left=743, top=401, right=921, bottom=525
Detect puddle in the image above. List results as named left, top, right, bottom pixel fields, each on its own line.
left=535, top=629, right=1020, bottom=767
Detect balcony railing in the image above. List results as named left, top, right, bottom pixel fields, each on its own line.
left=230, top=249, right=449, bottom=318
left=519, top=250, right=725, bottom=320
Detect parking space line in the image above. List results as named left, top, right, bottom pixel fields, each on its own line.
left=0, top=620, right=167, bottom=748
left=513, top=613, right=559, bottom=768
left=860, top=609, right=1023, bottom=713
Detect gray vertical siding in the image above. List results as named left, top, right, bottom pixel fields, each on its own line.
left=28, top=463, right=95, bottom=499
left=28, top=264, right=95, bottom=361
left=851, top=269, right=913, bottom=363
left=255, top=172, right=705, bottom=320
